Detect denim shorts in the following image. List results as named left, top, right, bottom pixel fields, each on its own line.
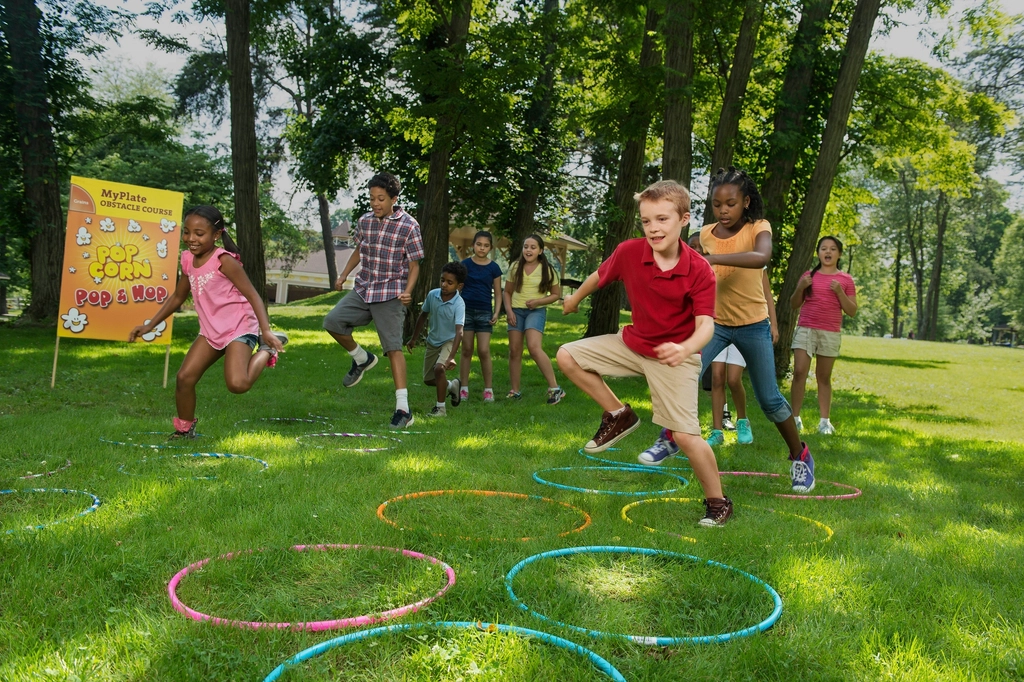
left=508, top=307, right=547, bottom=334
left=464, top=308, right=494, bottom=334
left=231, top=333, right=260, bottom=351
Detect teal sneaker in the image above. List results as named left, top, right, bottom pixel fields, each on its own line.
left=706, top=429, right=724, bottom=447
left=736, top=418, right=753, bottom=444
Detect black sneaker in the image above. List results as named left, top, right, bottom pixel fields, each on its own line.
left=343, top=352, right=378, bottom=388
left=722, top=408, right=735, bottom=431
left=698, top=497, right=734, bottom=527
left=448, top=378, right=461, bottom=406
left=389, top=409, right=414, bottom=429
left=168, top=419, right=198, bottom=440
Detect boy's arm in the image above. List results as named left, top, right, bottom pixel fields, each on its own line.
left=335, top=246, right=361, bottom=291
left=653, top=315, right=714, bottom=367
left=706, top=231, right=772, bottom=269
left=407, top=311, right=428, bottom=350
left=129, top=271, right=191, bottom=341
left=445, top=324, right=464, bottom=369
left=400, top=260, right=420, bottom=305
left=763, top=270, right=779, bottom=343
left=219, top=255, right=284, bottom=352
left=563, top=271, right=601, bottom=314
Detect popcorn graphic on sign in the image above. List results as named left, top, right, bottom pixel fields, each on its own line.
left=61, top=308, right=88, bottom=333
left=141, top=319, right=167, bottom=342
left=160, top=219, right=177, bottom=233
left=156, top=239, right=168, bottom=258
left=143, top=234, right=150, bottom=241
left=127, top=219, right=142, bottom=233
left=82, top=252, right=90, bottom=259
left=99, top=218, right=115, bottom=232
left=68, top=267, right=76, bottom=274
left=162, top=273, right=168, bottom=280
left=93, top=276, right=102, bottom=284
left=75, top=227, right=92, bottom=246
left=85, top=217, right=92, bottom=224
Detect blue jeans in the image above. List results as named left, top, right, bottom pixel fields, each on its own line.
left=701, top=319, right=792, bottom=423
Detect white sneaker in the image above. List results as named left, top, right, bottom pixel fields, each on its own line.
left=794, top=416, right=803, bottom=432
left=818, top=420, right=835, bottom=435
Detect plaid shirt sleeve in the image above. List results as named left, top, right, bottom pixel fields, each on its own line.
left=403, top=216, right=424, bottom=262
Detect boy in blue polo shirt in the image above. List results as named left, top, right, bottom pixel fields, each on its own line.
left=408, top=262, right=467, bottom=417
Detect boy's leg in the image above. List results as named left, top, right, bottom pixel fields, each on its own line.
left=223, top=337, right=269, bottom=394
left=672, top=432, right=723, bottom=499
left=556, top=346, right=622, bottom=412
left=710, top=362, right=727, bottom=430
left=175, top=336, right=224, bottom=422
left=323, top=291, right=372, bottom=351
left=368, top=298, right=408, bottom=391
left=434, top=363, right=447, bottom=402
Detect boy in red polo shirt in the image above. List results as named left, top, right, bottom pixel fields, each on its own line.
left=558, top=180, right=731, bottom=526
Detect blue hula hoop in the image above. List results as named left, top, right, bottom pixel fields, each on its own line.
left=118, top=452, right=269, bottom=479
left=1, top=488, right=101, bottom=535
left=100, top=433, right=206, bottom=450
left=505, top=546, right=783, bottom=646
left=262, top=620, right=626, bottom=682
left=533, top=466, right=688, bottom=496
left=577, top=448, right=692, bottom=472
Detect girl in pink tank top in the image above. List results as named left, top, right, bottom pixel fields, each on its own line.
left=129, top=206, right=288, bottom=439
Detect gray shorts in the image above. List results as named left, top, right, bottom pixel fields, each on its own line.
left=323, top=291, right=406, bottom=353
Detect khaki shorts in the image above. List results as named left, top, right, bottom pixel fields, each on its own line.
left=560, top=332, right=702, bottom=435
left=423, top=340, right=454, bottom=382
left=792, top=325, right=842, bottom=357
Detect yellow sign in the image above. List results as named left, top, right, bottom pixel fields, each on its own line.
left=57, top=176, right=185, bottom=344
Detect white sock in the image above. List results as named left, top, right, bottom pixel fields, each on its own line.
left=396, top=388, right=409, bottom=413
left=610, top=405, right=626, bottom=417
left=348, top=344, right=369, bottom=365
left=820, top=418, right=831, bottom=426
left=436, top=401, right=446, bottom=408
left=484, top=387, right=492, bottom=392
left=462, top=383, right=469, bottom=392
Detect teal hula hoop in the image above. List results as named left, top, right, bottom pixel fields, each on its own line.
left=577, top=448, right=692, bottom=472
left=505, top=546, right=783, bottom=645
left=118, top=452, right=269, bottom=479
left=533, top=466, right=688, bottom=496
left=100, top=432, right=206, bottom=450
left=262, top=621, right=626, bottom=682
left=1, top=488, right=101, bottom=535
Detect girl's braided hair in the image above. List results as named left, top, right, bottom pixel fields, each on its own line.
left=709, top=166, right=764, bottom=224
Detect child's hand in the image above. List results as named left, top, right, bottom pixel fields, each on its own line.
left=506, top=310, right=517, bottom=327
left=406, top=338, right=417, bottom=351
left=398, top=291, right=412, bottom=305
left=525, top=299, right=538, bottom=309
left=563, top=295, right=579, bottom=315
left=771, top=324, right=779, bottom=344
left=490, top=313, right=499, bottom=325
left=799, top=273, right=813, bottom=290
left=334, top=276, right=346, bottom=291
left=444, top=357, right=457, bottom=370
left=128, top=324, right=149, bottom=342
left=262, top=331, right=284, bottom=353
left=829, top=279, right=843, bottom=295
left=653, top=342, right=687, bottom=367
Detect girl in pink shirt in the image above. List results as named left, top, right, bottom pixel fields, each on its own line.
left=130, top=206, right=287, bottom=439
left=789, top=236, right=858, bottom=435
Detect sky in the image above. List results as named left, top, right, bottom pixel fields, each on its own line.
left=89, top=1, right=1019, bottom=223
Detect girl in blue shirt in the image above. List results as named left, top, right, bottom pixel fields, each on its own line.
left=458, top=231, right=503, bottom=402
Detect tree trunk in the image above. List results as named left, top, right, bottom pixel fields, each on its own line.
left=760, top=0, right=834, bottom=230
left=0, top=232, right=8, bottom=316
left=225, top=0, right=266, bottom=302
left=891, top=232, right=902, bottom=338
left=586, top=6, right=662, bottom=338
left=509, top=0, right=560, bottom=257
left=662, top=0, right=695, bottom=191
left=700, top=0, right=765, bottom=227
left=774, top=0, right=882, bottom=376
left=923, top=191, right=949, bottom=341
left=412, top=0, right=472, bottom=313
left=317, top=193, right=338, bottom=286
left=2, top=0, right=65, bottom=322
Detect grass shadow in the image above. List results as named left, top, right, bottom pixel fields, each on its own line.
left=841, top=355, right=951, bottom=370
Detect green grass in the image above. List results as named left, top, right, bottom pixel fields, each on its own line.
left=1, top=299, right=1023, bottom=680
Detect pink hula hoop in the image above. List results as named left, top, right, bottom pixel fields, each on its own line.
left=167, top=543, right=456, bottom=631
left=720, top=471, right=862, bottom=501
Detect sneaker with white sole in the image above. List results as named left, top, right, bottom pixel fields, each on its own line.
left=427, top=405, right=446, bottom=417
left=460, top=386, right=469, bottom=401
left=389, top=409, right=414, bottom=429
left=722, top=409, right=735, bottom=431
left=482, top=389, right=495, bottom=403
left=637, top=429, right=680, bottom=465
left=818, top=420, right=835, bottom=435
left=790, top=442, right=815, bottom=493
left=706, top=429, right=724, bottom=447
left=547, top=387, right=566, bottom=405
left=583, top=405, right=640, bottom=453
left=698, top=497, right=734, bottom=527
left=448, top=379, right=462, bottom=406
left=343, top=353, right=378, bottom=388
left=736, top=418, right=753, bottom=444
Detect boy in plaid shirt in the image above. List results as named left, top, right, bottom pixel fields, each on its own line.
left=323, top=173, right=424, bottom=428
